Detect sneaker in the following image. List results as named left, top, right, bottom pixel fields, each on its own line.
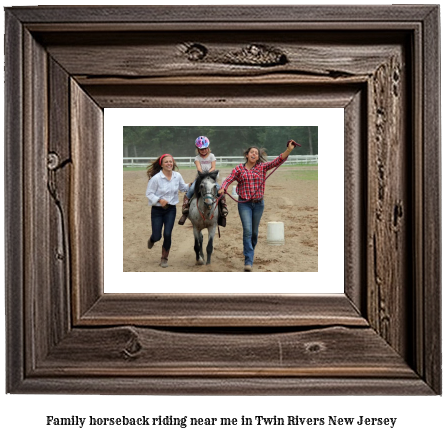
left=161, top=258, right=168, bottom=268
left=147, top=238, right=154, bottom=249
left=244, top=265, right=252, bottom=272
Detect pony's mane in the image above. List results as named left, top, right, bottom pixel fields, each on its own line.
left=194, top=171, right=219, bottom=198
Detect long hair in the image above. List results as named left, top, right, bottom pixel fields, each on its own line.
left=243, top=146, right=267, bottom=164
left=146, top=154, right=178, bottom=180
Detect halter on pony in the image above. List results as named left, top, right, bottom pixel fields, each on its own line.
left=194, top=171, right=219, bottom=221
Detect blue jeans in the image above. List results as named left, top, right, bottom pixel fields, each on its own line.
left=150, top=205, right=176, bottom=250
left=237, top=199, right=265, bottom=266
left=187, top=180, right=221, bottom=198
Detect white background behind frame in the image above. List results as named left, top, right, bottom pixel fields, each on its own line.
left=104, top=108, right=344, bottom=294
left=0, top=1, right=441, bottom=436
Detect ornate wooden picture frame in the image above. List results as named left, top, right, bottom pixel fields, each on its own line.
left=5, top=5, right=441, bottom=394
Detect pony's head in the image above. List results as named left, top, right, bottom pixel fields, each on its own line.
left=196, top=171, right=219, bottom=206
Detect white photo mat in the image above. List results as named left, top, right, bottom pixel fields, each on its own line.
left=104, top=108, right=344, bottom=294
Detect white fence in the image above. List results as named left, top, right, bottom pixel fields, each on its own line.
left=123, top=155, right=318, bottom=168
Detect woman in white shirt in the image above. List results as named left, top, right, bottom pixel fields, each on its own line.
left=146, top=154, right=190, bottom=267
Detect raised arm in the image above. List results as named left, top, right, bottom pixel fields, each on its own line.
left=262, top=140, right=300, bottom=171
left=281, top=139, right=300, bottom=160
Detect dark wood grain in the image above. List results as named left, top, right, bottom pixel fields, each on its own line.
left=367, top=51, right=409, bottom=356
left=422, top=6, right=441, bottom=394
left=48, top=58, right=72, bottom=346
left=4, top=5, right=441, bottom=395
left=23, top=28, right=50, bottom=372
left=13, top=376, right=434, bottom=396
left=344, top=89, right=366, bottom=313
left=80, top=294, right=367, bottom=327
left=9, top=5, right=437, bottom=24
left=42, top=33, right=400, bottom=79
left=5, top=10, right=24, bottom=394
left=82, top=83, right=362, bottom=109
left=37, top=326, right=416, bottom=378
left=70, top=80, right=104, bottom=320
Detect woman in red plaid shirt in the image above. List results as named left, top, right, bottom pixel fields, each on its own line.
left=218, top=140, right=299, bottom=271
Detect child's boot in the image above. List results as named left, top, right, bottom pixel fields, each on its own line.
left=178, top=196, right=190, bottom=225
left=219, top=197, right=228, bottom=217
left=218, top=197, right=228, bottom=227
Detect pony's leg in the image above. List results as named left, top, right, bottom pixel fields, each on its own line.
left=199, top=231, right=205, bottom=263
left=193, top=227, right=205, bottom=265
left=206, top=225, right=216, bottom=265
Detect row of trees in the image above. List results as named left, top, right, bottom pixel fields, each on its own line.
left=123, top=126, right=318, bottom=157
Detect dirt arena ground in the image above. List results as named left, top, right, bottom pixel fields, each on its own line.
left=123, top=166, right=318, bottom=272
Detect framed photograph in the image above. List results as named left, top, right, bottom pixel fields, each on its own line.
left=118, top=115, right=321, bottom=275
left=107, top=108, right=342, bottom=295
left=5, top=5, right=440, bottom=394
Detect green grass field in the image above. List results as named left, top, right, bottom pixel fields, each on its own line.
left=285, top=169, right=318, bottom=181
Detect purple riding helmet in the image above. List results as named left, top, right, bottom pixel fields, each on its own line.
left=195, top=136, right=210, bottom=149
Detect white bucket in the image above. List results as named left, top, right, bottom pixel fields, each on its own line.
left=232, top=185, right=239, bottom=200
left=267, top=222, right=285, bottom=245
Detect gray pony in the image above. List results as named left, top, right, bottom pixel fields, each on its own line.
left=188, top=171, right=221, bottom=265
